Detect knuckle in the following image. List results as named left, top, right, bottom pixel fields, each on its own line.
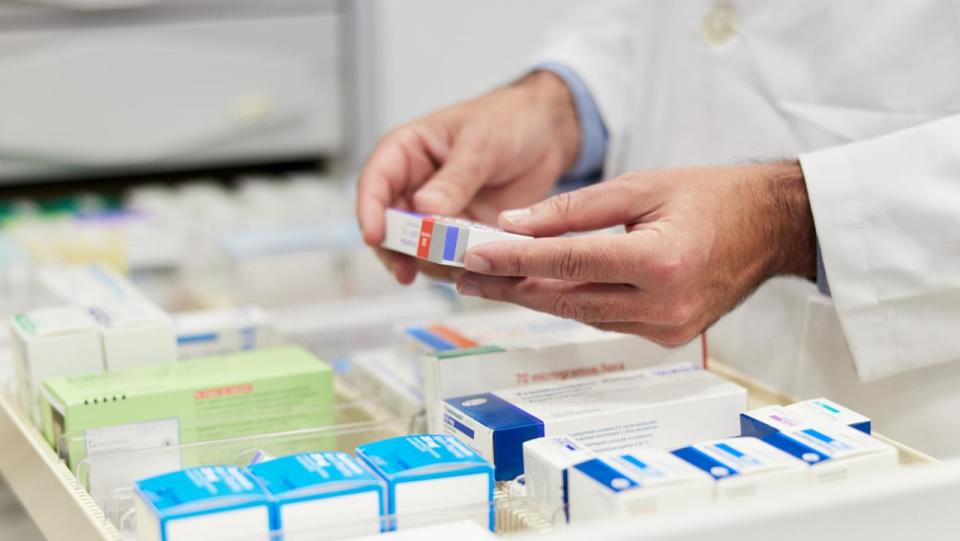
left=546, top=191, right=577, bottom=219
left=551, top=294, right=582, bottom=321
left=555, top=247, right=587, bottom=281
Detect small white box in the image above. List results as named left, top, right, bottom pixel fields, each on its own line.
left=348, top=348, right=424, bottom=418
left=87, top=301, right=177, bottom=370
left=567, top=448, right=714, bottom=523
left=247, top=451, right=386, bottom=540
left=382, top=208, right=530, bottom=267
left=405, top=307, right=706, bottom=432
left=39, top=263, right=147, bottom=305
left=356, top=434, right=494, bottom=532
left=443, top=365, right=746, bottom=481
left=672, top=437, right=810, bottom=502
left=134, top=465, right=272, bottom=541
left=9, top=307, right=104, bottom=421
left=174, top=306, right=280, bottom=359
left=762, top=425, right=898, bottom=486
left=522, top=436, right=594, bottom=521
left=786, top=398, right=871, bottom=434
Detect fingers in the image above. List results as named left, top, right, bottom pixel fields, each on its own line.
left=374, top=248, right=418, bottom=285
left=413, top=139, right=498, bottom=216
left=586, top=321, right=701, bottom=348
left=496, top=176, right=653, bottom=236
left=464, top=234, right=651, bottom=284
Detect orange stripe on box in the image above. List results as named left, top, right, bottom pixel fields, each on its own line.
left=417, top=217, right=435, bottom=259
left=428, top=325, right=479, bottom=348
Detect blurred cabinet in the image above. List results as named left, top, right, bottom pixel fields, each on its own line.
left=0, top=1, right=342, bottom=183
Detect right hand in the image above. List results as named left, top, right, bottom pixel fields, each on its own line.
left=356, top=70, right=581, bottom=284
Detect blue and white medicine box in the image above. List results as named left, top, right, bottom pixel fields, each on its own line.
left=567, top=448, right=714, bottom=523
left=442, top=365, right=746, bottom=481
left=522, top=436, right=595, bottom=522
left=786, top=398, right=871, bottom=434
left=762, top=425, right=897, bottom=486
left=134, top=465, right=272, bottom=541
left=672, top=437, right=809, bottom=503
left=247, top=452, right=386, bottom=539
left=740, top=399, right=871, bottom=439
left=356, top=434, right=494, bottom=532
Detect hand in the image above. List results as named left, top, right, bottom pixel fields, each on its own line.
left=356, top=71, right=581, bottom=284
left=455, top=162, right=817, bottom=346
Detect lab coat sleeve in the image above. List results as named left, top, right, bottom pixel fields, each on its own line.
left=799, top=114, right=960, bottom=381
left=531, top=0, right=642, bottom=176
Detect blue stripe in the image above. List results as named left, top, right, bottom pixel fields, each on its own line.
left=715, top=442, right=745, bottom=458
left=763, top=432, right=829, bottom=463
left=816, top=401, right=842, bottom=414
left=177, top=333, right=218, bottom=345
left=574, top=459, right=638, bottom=493
left=404, top=328, right=455, bottom=351
left=802, top=428, right=834, bottom=444
left=443, top=225, right=459, bottom=261
left=672, top=447, right=739, bottom=480
left=621, top=455, right=648, bottom=470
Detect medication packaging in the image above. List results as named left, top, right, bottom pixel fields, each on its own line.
left=247, top=452, right=386, bottom=539
left=443, top=364, right=746, bottom=481
left=762, top=424, right=897, bottom=486
left=40, top=346, right=335, bottom=502
left=38, top=263, right=147, bottom=306
left=522, top=436, right=594, bottom=520
left=740, top=400, right=871, bottom=439
left=174, top=305, right=280, bottom=359
left=87, top=300, right=177, bottom=370
left=9, top=307, right=105, bottom=422
left=406, top=308, right=706, bottom=431
left=382, top=208, right=530, bottom=267
left=567, top=448, right=714, bottom=523
left=347, top=348, right=424, bottom=418
left=356, top=434, right=494, bottom=531
left=672, top=437, right=810, bottom=502
left=135, top=465, right=272, bottom=541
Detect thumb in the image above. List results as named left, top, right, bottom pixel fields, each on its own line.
left=413, top=142, right=496, bottom=215
left=497, top=179, right=644, bottom=236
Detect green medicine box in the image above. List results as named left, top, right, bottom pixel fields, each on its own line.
left=41, top=346, right=335, bottom=475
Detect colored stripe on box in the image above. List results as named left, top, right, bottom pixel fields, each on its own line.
left=428, top=325, right=479, bottom=348
left=417, top=217, right=435, bottom=259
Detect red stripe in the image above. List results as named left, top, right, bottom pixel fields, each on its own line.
left=417, top=218, right=435, bottom=258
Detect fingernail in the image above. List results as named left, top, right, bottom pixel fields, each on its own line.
left=415, top=189, right=450, bottom=212
left=458, top=279, right=481, bottom=297
left=500, top=208, right=531, bottom=227
left=464, top=253, right=491, bottom=273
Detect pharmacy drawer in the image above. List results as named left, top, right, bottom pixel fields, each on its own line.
left=0, top=359, right=942, bottom=541
left=0, top=7, right=341, bottom=183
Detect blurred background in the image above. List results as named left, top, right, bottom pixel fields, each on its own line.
left=0, top=1, right=579, bottom=537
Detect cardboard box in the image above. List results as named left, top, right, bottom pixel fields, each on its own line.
left=762, top=425, right=897, bottom=486
left=38, top=263, right=147, bottom=306
left=346, top=348, right=424, bottom=419
left=41, top=346, right=335, bottom=501
left=740, top=400, right=871, bottom=439
left=356, top=435, right=494, bottom=531
left=567, top=448, right=714, bottom=523
left=382, top=208, right=530, bottom=267
left=248, top=452, right=386, bottom=540
left=9, top=307, right=105, bottom=422
left=443, top=365, right=746, bottom=481
left=407, top=308, right=706, bottom=431
left=672, top=437, right=810, bottom=502
left=522, top=436, right=594, bottom=521
left=134, top=465, right=272, bottom=541
left=87, top=300, right=177, bottom=370
left=174, top=306, right=280, bottom=359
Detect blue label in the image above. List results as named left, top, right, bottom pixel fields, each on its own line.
left=177, top=332, right=219, bottom=345
left=715, top=442, right=745, bottom=458
left=763, top=432, right=830, bottom=464
left=443, top=225, right=460, bottom=261
left=404, top=328, right=455, bottom=351
left=621, top=455, right=648, bottom=470
left=672, top=447, right=740, bottom=480
left=574, top=459, right=639, bottom=493
left=443, top=414, right=475, bottom=439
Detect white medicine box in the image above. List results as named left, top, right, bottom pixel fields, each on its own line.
left=134, top=465, right=273, bottom=541
left=87, top=301, right=177, bottom=370
left=567, top=448, right=714, bottom=523
left=522, top=436, right=595, bottom=521
left=247, top=451, right=386, bottom=540
left=356, top=434, right=494, bottom=532
left=762, top=425, right=897, bottom=486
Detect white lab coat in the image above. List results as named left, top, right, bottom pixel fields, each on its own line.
left=534, top=1, right=960, bottom=457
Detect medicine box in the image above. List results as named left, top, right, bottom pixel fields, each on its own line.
left=87, top=300, right=177, bottom=370
left=356, top=434, right=494, bottom=531
left=39, top=263, right=147, bottom=306
left=247, top=452, right=386, bottom=539
left=174, top=305, right=280, bottom=359
left=522, top=436, right=594, bottom=520
left=567, top=448, right=714, bottom=523
left=672, top=437, right=810, bottom=502
left=382, top=208, right=530, bottom=267
left=409, top=308, right=706, bottom=431
left=9, top=307, right=105, bottom=422
left=41, top=346, right=334, bottom=474
left=134, top=465, right=272, bottom=541
left=347, top=348, right=424, bottom=418
left=443, top=364, right=746, bottom=481
left=740, top=400, right=871, bottom=439
left=762, top=425, right=897, bottom=486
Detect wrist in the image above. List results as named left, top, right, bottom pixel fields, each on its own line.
left=762, top=160, right=818, bottom=279
left=518, top=70, right=581, bottom=172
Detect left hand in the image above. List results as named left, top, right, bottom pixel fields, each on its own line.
left=455, top=162, right=817, bottom=347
